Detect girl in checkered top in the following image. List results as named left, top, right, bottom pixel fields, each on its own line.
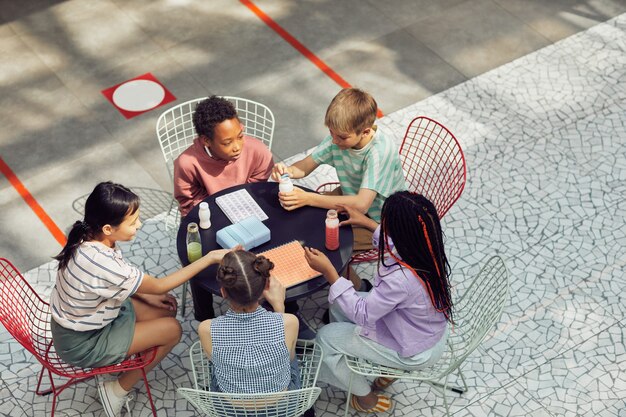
left=198, top=250, right=300, bottom=393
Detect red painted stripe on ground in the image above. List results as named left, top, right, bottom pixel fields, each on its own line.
left=240, top=0, right=384, bottom=118
left=0, top=157, right=67, bottom=247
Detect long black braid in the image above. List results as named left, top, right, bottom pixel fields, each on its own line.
left=378, top=191, right=454, bottom=323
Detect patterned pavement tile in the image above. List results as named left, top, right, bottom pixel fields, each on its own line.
left=452, top=380, right=556, bottom=417
left=510, top=323, right=626, bottom=417
left=2, top=12, right=626, bottom=417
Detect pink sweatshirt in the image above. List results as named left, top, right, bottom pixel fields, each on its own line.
left=173, top=136, right=274, bottom=216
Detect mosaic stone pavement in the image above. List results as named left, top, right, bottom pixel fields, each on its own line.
left=2, top=13, right=626, bottom=417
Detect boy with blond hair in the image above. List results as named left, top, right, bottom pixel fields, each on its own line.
left=272, top=87, right=406, bottom=253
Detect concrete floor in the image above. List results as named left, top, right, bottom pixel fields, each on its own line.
left=1, top=0, right=625, bottom=270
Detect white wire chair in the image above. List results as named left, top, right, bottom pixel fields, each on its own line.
left=178, top=340, right=322, bottom=416
left=222, top=96, right=275, bottom=151
left=343, top=255, right=509, bottom=417
left=155, top=97, right=275, bottom=315
left=155, top=96, right=275, bottom=182
left=72, top=186, right=176, bottom=223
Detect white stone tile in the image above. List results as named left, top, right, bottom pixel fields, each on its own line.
left=510, top=323, right=626, bottom=417
left=2, top=11, right=626, bottom=417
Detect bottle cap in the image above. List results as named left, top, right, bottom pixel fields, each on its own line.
left=327, top=209, right=338, bottom=219
left=199, top=202, right=208, bottom=209
left=187, top=222, right=199, bottom=232
left=280, top=173, right=290, bottom=182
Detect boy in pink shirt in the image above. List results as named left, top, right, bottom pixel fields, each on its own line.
left=174, top=96, right=274, bottom=217
left=173, top=96, right=274, bottom=321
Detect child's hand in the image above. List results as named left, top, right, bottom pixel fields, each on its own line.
left=139, top=293, right=178, bottom=312
left=271, top=163, right=290, bottom=182
left=278, top=187, right=309, bottom=210
left=263, top=276, right=286, bottom=313
left=304, top=247, right=340, bottom=284
left=205, top=248, right=231, bottom=264
left=336, top=204, right=379, bottom=231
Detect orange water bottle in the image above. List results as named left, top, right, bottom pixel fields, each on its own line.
left=325, top=209, right=339, bottom=250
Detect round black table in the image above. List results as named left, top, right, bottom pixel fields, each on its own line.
left=176, top=182, right=354, bottom=320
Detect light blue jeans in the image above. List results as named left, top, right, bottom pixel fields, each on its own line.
left=315, top=292, right=449, bottom=396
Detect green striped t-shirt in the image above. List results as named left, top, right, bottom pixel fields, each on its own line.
left=311, top=128, right=406, bottom=222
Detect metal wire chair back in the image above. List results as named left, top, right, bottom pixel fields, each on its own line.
left=0, top=258, right=158, bottom=416
left=344, top=255, right=509, bottom=416
left=178, top=340, right=322, bottom=417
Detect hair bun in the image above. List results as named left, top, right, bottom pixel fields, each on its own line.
left=253, top=256, right=274, bottom=278
left=217, top=265, right=238, bottom=287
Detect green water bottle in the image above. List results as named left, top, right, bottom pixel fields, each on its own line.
left=186, top=222, right=202, bottom=263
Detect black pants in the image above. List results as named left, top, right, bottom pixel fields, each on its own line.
left=190, top=278, right=216, bottom=321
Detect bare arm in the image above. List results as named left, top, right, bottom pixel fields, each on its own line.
left=304, top=247, right=340, bottom=285
left=198, top=319, right=213, bottom=360
left=280, top=187, right=377, bottom=213
left=336, top=203, right=379, bottom=232
left=136, top=249, right=230, bottom=295
left=263, top=276, right=286, bottom=313
left=282, top=314, right=299, bottom=360
left=271, top=155, right=319, bottom=181
left=132, top=292, right=177, bottom=312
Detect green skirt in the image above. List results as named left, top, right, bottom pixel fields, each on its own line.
left=51, top=299, right=136, bottom=368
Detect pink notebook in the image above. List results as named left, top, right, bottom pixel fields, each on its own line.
left=258, top=241, right=321, bottom=288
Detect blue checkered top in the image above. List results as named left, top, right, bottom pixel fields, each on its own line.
left=210, top=306, right=291, bottom=393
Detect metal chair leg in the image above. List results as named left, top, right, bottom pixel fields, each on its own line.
left=181, top=281, right=188, bottom=317
left=142, top=369, right=158, bottom=417
left=344, top=372, right=354, bottom=417
left=442, top=374, right=451, bottom=417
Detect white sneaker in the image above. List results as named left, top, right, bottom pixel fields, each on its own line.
left=97, top=380, right=134, bottom=417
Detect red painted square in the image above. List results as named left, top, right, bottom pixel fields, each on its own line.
left=101, top=73, right=176, bottom=119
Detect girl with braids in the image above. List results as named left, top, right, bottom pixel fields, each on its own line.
left=198, top=250, right=300, bottom=393
left=50, top=182, right=230, bottom=417
left=304, top=191, right=453, bottom=413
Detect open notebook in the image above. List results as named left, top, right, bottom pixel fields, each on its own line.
left=258, top=240, right=321, bottom=288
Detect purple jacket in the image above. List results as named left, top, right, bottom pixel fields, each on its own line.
left=328, top=226, right=448, bottom=357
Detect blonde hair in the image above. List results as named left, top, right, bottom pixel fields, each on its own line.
left=324, top=88, right=377, bottom=134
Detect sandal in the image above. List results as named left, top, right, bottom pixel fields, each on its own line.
left=371, top=377, right=396, bottom=391
left=350, top=393, right=392, bottom=413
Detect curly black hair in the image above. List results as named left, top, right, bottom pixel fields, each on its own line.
left=192, top=96, right=238, bottom=140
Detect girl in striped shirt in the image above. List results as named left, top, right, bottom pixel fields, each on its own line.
left=50, top=182, right=230, bottom=417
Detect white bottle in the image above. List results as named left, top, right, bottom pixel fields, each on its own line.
left=198, top=202, right=211, bottom=229
left=278, top=174, right=293, bottom=208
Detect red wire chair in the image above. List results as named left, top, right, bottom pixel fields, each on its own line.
left=0, top=258, right=158, bottom=417
left=317, top=116, right=467, bottom=266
